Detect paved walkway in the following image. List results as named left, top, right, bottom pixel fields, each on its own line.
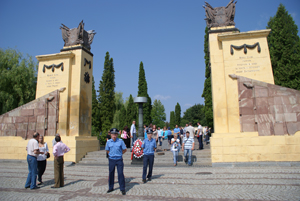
left=0, top=161, right=300, bottom=200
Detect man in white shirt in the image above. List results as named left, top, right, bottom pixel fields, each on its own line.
left=25, top=132, right=44, bottom=190
left=185, top=122, right=195, bottom=139
left=130, top=121, right=137, bottom=151
left=197, top=122, right=203, bottom=150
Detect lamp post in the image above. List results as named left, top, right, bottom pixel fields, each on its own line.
left=134, top=97, right=147, bottom=140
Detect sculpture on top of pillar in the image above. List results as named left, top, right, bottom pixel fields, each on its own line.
left=203, top=0, right=237, bottom=28
left=60, top=20, right=96, bottom=50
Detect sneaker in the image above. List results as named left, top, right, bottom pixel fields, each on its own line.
left=142, top=179, right=146, bottom=183
left=121, top=190, right=126, bottom=195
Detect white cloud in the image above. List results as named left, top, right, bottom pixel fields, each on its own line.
left=291, top=12, right=297, bottom=19
left=153, top=95, right=171, bottom=100
left=184, top=103, right=193, bottom=107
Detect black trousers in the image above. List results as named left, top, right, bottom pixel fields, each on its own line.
left=143, top=154, right=154, bottom=180
left=37, top=160, right=47, bottom=182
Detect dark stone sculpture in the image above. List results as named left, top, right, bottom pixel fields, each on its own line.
left=203, top=0, right=237, bottom=28
left=60, top=21, right=96, bottom=50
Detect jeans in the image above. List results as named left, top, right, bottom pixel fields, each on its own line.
left=158, top=137, right=162, bottom=146
left=172, top=150, right=179, bottom=164
left=184, top=149, right=193, bottom=165
left=131, top=133, right=137, bottom=150
left=25, top=155, right=38, bottom=189
left=198, top=135, right=203, bottom=149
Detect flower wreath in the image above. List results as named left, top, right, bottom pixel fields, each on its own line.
left=133, top=139, right=144, bottom=158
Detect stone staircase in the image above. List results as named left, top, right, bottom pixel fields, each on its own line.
left=78, top=138, right=212, bottom=167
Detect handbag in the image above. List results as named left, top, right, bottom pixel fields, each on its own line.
left=46, top=152, right=50, bottom=159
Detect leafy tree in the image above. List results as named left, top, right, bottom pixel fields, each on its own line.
left=174, top=102, right=181, bottom=126
left=201, top=27, right=214, bottom=129
left=126, top=94, right=136, bottom=127
left=91, top=76, right=101, bottom=136
left=0, top=48, right=37, bottom=115
left=169, top=111, right=175, bottom=129
left=181, top=104, right=206, bottom=127
left=267, top=4, right=300, bottom=90
left=137, top=61, right=152, bottom=125
left=151, top=99, right=166, bottom=128
left=98, top=52, right=115, bottom=134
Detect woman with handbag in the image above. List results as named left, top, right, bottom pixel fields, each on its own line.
left=37, top=135, right=49, bottom=185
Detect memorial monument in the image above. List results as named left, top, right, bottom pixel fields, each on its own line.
left=0, top=21, right=99, bottom=163
left=204, top=1, right=300, bottom=165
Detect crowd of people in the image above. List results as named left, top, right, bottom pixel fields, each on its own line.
left=25, top=121, right=210, bottom=195
left=25, top=132, right=70, bottom=190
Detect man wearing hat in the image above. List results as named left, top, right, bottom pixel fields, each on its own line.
left=141, top=128, right=157, bottom=183
left=105, top=128, right=127, bottom=195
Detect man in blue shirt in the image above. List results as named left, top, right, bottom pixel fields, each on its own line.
left=173, top=125, right=181, bottom=144
left=105, top=128, right=127, bottom=195
left=141, top=128, right=157, bottom=183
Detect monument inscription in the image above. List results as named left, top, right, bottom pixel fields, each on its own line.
left=235, top=56, right=260, bottom=74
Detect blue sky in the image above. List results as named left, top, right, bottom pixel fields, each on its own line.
left=1, top=0, right=299, bottom=122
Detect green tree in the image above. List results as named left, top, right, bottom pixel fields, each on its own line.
left=91, top=76, right=101, bottom=136
left=169, top=111, right=175, bottom=129
left=0, top=48, right=37, bottom=115
left=119, top=104, right=127, bottom=129
left=151, top=99, right=166, bottom=128
left=174, top=102, right=181, bottom=126
left=267, top=4, right=300, bottom=90
left=201, top=27, right=214, bottom=129
left=181, top=104, right=206, bottom=127
left=137, top=61, right=152, bottom=125
left=112, top=91, right=124, bottom=130
left=98, top=52, right=115, bottom=134
left=126, top=94, right=136, bottom=127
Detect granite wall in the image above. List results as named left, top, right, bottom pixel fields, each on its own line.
left=233, top=75, right=300, bottom=136
left=0, top=90, right=60, bottom=139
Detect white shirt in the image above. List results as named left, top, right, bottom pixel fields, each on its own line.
left=171, top=138, right=180, bottom=151
left=37, top=142, right=49, bottom=161
left=130, top=124, right=136, bottom=136
left=27, top=139, right=39, bottom=157
left=198, top=125, right=203, bottom=135
left=186, top=126, right=195, bottom=139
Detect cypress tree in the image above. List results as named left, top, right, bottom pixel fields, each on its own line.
left=202, top=27, right=214, bottom=129
left=267, top=4, right=300, bottom=90
left=169, top=111, right=175, bottom=129
left=119, top=104, right=127, bottom=129
left=91, top=76, right=101, bottom=135
left=98, top=52, right=115, bottom=134
left=126, top=94, right=136, bottom=126
left=137, top=61, right=152, bottom=125
left=151, top=99, right=166, bottom=128
left=174, top=102, right=181, bottom=126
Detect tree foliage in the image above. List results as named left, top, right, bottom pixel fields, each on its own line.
left=174, top=102, right=181, bottom=126
left=181, top=104, right=206, bottom=127
left=126, top=94, right=136, bottom=127
left=201, top=27, right=214, bottom=129
left=137, top=61, right=152, bottom=125
left=267, top=4, right=300, bottom=90
left=151, top=99, right=166, bottom=128
left=98, top=52, right=115, bottom=134
left=91, top=76, right=101, bottom=136
left=169, top=111, right=175, bottom=129
left=0, top=48, right=37, bottom=115
left=111, top=91, right=124, bottom=130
